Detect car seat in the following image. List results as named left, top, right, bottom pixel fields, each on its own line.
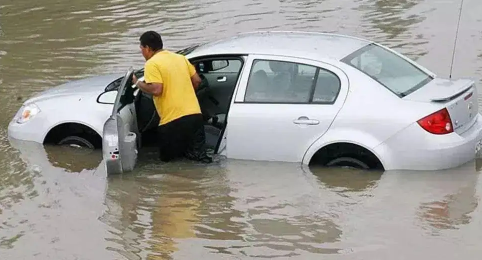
left=245, top=69, right=269, bottom=102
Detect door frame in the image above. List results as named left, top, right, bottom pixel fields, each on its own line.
left=188, top=54, right=248, bottom=154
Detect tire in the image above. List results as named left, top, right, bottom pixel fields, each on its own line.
left=326, top=157, right=370, bottom=170
left=58, top=136, right=95, bottom=149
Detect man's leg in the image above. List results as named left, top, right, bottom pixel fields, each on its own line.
left=157, top=124, right=175, bottom=162
left=183, top=114, right=212, bottom=163
left=157, top=119, right=186, bottom=162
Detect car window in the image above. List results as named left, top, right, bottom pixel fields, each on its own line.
left=245, top=59, right=315, bottom=103
left=244, top=59, right=340, bottom=104
left=341, top=43, right=432, bottom=97
left=312, top=70, right=341, bottom=104
left=197, top=59, right=242, bottom=74
left=213, top=60, right=242, bottom=73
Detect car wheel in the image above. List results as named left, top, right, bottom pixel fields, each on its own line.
left=326, top=157, right=369, bottom=170
left=58, top=136, right=95, bottom=149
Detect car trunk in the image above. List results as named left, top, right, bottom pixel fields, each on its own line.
left=404, top=78, right=479, bottom=135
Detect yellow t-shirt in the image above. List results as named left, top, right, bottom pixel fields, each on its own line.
left=144, top=50, right=201, bottom=125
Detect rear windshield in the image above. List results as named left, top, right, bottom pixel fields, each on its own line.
left=341, top=43, right=433, bottom=97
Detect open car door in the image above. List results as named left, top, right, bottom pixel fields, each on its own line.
left=102, top=67, right=140, bottom=175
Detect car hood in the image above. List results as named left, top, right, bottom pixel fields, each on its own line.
left=27, top=73, right=123, bottom=104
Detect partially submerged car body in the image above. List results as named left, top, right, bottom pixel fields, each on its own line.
left=8, top=31, right=482, bottom=174
left=100, top=31, right=482, bottom=175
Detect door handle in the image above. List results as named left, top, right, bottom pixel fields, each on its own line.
left=293, top=116, right=319, bottom=125
left=217, top=76, right=227, bottom=82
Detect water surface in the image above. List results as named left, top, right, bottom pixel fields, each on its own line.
left=1, top=0, right=482, bottom=259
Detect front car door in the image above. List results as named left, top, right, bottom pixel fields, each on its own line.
left=226, top=54, right=349, bottom=162
left=103, top=67, right=140, bottom=175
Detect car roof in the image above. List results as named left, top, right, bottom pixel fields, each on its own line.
left=189, top=31, right=373, bottom=61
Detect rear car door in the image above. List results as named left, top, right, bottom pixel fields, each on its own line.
left=102, top=67, right=140, bottom=175
left=226, top=54, right=348, bottom=162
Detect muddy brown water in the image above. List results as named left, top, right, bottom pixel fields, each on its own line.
left=1, top=0, right=482, bottom=259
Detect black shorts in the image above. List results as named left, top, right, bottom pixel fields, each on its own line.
left=157, top=113, right=211, bottom=163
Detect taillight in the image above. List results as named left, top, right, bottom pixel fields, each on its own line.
left=417, top=108, right=453, bottom=135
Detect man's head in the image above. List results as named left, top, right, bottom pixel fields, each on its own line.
left=139, top=31, right=164, bottom=60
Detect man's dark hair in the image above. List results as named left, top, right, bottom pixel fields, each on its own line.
left=139, top=31, right=163, bottom=51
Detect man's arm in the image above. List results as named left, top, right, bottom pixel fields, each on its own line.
left=191, top=73, right=202, bottom=90
left=135, top=62, right=163, bottom=96
left=185, top=57, right=201, bottom=90
left=136, top=79, right=163, bottom=96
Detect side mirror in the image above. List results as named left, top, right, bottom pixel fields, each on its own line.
left=212, top=60, right=229, bottom=71
left=97, top=90, right=118, bottom=104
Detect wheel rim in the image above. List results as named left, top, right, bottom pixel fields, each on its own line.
left=326, top=157, right=369, bottom=170
left=58, top=136, right=95, bottom=149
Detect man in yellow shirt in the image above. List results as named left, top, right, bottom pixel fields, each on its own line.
left=132, top=31, right=212, bottom=163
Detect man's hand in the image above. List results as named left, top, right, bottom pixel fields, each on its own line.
left=134, top=75, right=163, bottom=96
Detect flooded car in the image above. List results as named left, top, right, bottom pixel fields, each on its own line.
left=7, top=31, right=482, bottom=174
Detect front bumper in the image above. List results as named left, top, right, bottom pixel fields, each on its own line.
left=7, top=118, right=46, bottom=144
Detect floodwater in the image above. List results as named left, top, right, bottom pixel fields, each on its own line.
left=1, top=0, right=482, bottom=259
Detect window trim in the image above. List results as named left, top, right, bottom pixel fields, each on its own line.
left=240, top=58, right=342, bottom=105
left=340, top=43, right=433, bottom=98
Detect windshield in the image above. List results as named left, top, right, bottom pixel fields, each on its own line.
left=341, top=43, right=433, bottom=97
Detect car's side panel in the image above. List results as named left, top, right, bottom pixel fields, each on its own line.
left=227, top=54, right=349, bottom=162
left=301, top=62, right=449, bottom=169
left=38, top=93, right=113, bottom=142
left=322, top=62, right=440, bottom=140
left=301, top=127, right=388, bottom=166
left=6, top=92, right=111, bottom=144
left=7, top=74, right=122, bottom=144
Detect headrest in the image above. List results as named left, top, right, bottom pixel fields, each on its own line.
left=269, top=60, right=293, bottom=73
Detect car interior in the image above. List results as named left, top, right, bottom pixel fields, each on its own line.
left=132, top=56, right=245, bottom=153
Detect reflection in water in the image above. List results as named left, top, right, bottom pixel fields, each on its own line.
left=218, top=161, right=344, bottom=257
left=310, top=166, right=383, bottom=194
left=2, top=0, right=482, bottom=258
left=3, top=137, right=482, bottom=258
left=1, top=138, right=114, bottom=258
left=416, top=164, right=480, bottom=235
left=101, top=164, right=242, bottom=259
left=418, top=187, right=478, bottom=233
left=44, top=145, right=102, bottom=173
left=99, top=161, right=345, bottom=258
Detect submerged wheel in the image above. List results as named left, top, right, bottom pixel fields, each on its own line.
left=326, top=157, right=369, bottom=170
left=58, top=136, right=95, bottom=149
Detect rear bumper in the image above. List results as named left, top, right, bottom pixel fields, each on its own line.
left=375, top=113, right=482, bottom=171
